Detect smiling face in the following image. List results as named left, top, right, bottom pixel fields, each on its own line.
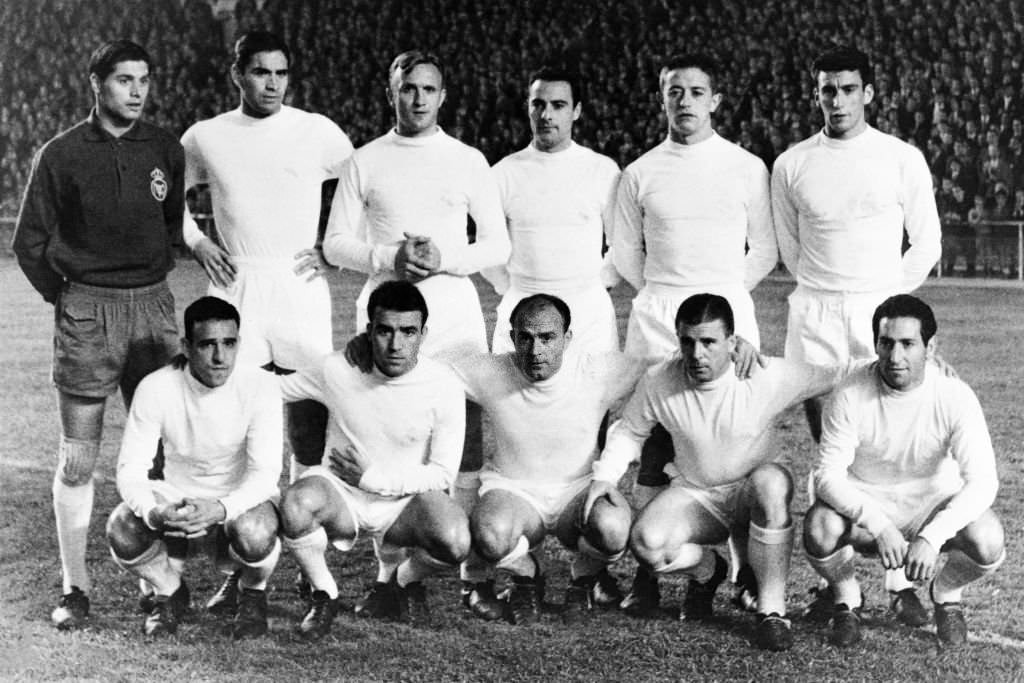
left=234, top=50, right=289, bottom=118
left=511, top=303, right=570, bottom=382
left=184, top=319, right=239, bottom=388
left=368, top=308, right=425, bottom=378
left=529, top=79, right=580, bottom=152
left=816, top=69, right=874, bottom=139
left=875, top=316, right=933, bottom=391
left=662, top=67, right=721, bottom=144
left=91, top=60, right=149, bottom=130
left=676, top=318, right=735, bottom=384
left=390, top=63, right=446, bottom=137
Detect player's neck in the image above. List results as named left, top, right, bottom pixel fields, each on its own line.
left=668, top=127, right=713, bottom=146
left=94, top=107, right=135, bottom=138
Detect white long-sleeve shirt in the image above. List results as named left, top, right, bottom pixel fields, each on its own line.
left=450, top=352, right=645, bottom=484
left=181, top=105, right=353, bottom=256
left=593, top=357, right=851, bottom=488
left=484, top=142, right=620, bottom=294
left=322, top=129, right=509, bottom=278
left=771, top=126, right=941, bottom=293
left=813, top=363, right=997, bottom=550
left=611, top=133, right=777, bottom=292
left=280, top=353, right=465, bottom=498
left=116, top=364, right=283, bottom=525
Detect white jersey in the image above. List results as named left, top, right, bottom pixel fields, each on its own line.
left=814, top=363, right=997, bottom=550
left=280, top=353, right=465, bottom=498
left=450, top=352, right=645, bottom=484
left=181, top=105, right=354, bottom=257
left=771, top=125, right=941, bottom=294
left=594, top=357, right=852, bottom=488
left=322, top=128, right=508, bottom=356
left=612, top=132, right=777, bottom=292
left=486, top=142, right=620, bottom=294
left=116, top=364, right=283, bottom=525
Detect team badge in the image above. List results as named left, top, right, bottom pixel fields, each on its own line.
left=150, top=167, right=168, bottom=202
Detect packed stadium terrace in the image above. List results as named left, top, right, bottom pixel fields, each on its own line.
left=2, top=0, right=1023, bottom=273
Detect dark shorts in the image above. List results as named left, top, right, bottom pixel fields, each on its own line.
left=53, top=280, right=178, bottom=399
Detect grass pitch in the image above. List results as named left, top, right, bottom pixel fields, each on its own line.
left=1, top=259, right=1023, bottom=681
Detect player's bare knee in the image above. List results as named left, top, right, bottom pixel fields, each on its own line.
left=427, top=521, right=471, bottom=565
left=803, top=503, right=845, bottom=557
left=227, top=507, right=279, bottom=561
left=470, top=517, right=516, bottom=562
left=280, top=481, right=324, bottom=536
left=956, top=512, right=1005, bottom=564
left=106, top=503, right=153, bottom=559
left=587, top=503, right=630, bottom=553
left=629, top=520, right=668, bottom=567
left=748, top=464, right=793, bottom=526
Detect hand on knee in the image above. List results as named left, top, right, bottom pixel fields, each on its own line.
left=56, top=436, right=99, bottom=486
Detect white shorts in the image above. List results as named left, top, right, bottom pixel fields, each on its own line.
left=668, top=476, right=747, bottom=530
left=624, top=283, right=760, bottom=363
left=209, top=258, right=333, bottom=370
left=478, top=470, right=592, bottom=532
left=783, top=286, right=891, bottom=365
left=490, top=282, right=619, bottom=355
left=301, top=466, right=414, bottom=551
left=848, top=476, right=963, bottom=538
left=357, top=274, right=487, bottom=361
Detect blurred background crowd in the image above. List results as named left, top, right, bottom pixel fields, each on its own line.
left=2, top=0, right=1023, bottom=276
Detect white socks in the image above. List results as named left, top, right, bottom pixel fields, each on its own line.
left=283, top=528, right=338, bottom=599
left=748, top=522, right=793, bottom=616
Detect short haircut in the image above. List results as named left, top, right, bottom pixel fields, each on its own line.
left=184, top=296, right=240, bottom=342
left=872, top=294, right=937, bottom=345
left=389, top=50, right=444, bottom=88
left=89, top=40, right=151, bottom=80
left=366, top=280, right=429, bottom=326
left=659, top=53, right=721, bottom=92
left=675, top=293, right=734, bottom=336
left=510, top=294, right=571, bottom=333
left=529, top=65, right=582, bottom=105
left=812, top=46, right=874, bottom=88
left=233, top=30, right=290, bottom=73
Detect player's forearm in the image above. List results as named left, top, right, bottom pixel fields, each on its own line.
left=116, top=456, right=160, bottom=528
left=439, top=224, right=510, bottom=276
left=813, top=469, right=892, bottom=537
left=917, top=469, right=998, bottom=550
left=359, top=462, right=456, bottom=497
left=591, top=429, right=644, bottom=484
left=899, top=237, right=942, bottom=292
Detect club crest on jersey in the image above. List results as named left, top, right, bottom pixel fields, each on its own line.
left=150, top=167, right=168, bottom=202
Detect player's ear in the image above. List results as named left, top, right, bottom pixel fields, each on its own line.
left=925, top=335, right=937, bottom=360
left=572, top=101, right=582, bottom=122
left=438, top=87, right=447, bottom=109
left=564, top=329, right=573, bottom=345
left=89, top=73, right=101, bottom=97
left=709, top=91, right=723, bottom=113
left=230, top=65, right=242, bottom=90
left=863, top=83, right=875, bottom=105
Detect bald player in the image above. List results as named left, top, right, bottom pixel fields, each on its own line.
left=181, top=30, right=354, bottom=485
left=323, top=49, right=508, bottom=611
left=485, top=66, right=621, bottom=355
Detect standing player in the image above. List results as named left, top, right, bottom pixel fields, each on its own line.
left=322, top=50, right=508, bottom=602
left=585, top=294, right=860, bottom=651
left=611, top=53, right=778, bottom=614
left=772, top=46, right=942, bottom=616
left=804, top=295, right=1004, bottom=648
left=106, top=297, right=282, bottom=639
left=278, top=282, right=469, bottom=640
left=181, top=30, right=354, bottom=483
left=485, top=66, right=621, bottom=355
left=12, top=40, right=184, bottom=629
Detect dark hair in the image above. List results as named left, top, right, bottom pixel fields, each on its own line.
left=389, top=50, right=444, bottom=87
left=233, top=30, right=291, bottom=73
left=510, top=294, right=571, bottom=333
left=659, top=53, right=721, bottom=92
left=529, top=65, right=582, bottom=105
left=184, top=296, right=240, bottom=341
left=872, top=294, right=937, bottom=345
left=675, top=293, right=734, bottom=336
left=89, top=40, right=151, bottom=80
left=367, top=280, right=429, bottom=325
left=812, top=46, right=874, bottom=88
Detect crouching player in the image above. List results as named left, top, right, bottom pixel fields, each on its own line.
left=278, top=281, right=469, bottom=640
left=107, top=297, right=282, bottom=639
left=586, top=294, right=860, bottom=651
left=804, top=295, right=1004, bottom=649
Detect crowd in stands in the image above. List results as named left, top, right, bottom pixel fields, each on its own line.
left=2, top=0, right=1022, bottom=275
